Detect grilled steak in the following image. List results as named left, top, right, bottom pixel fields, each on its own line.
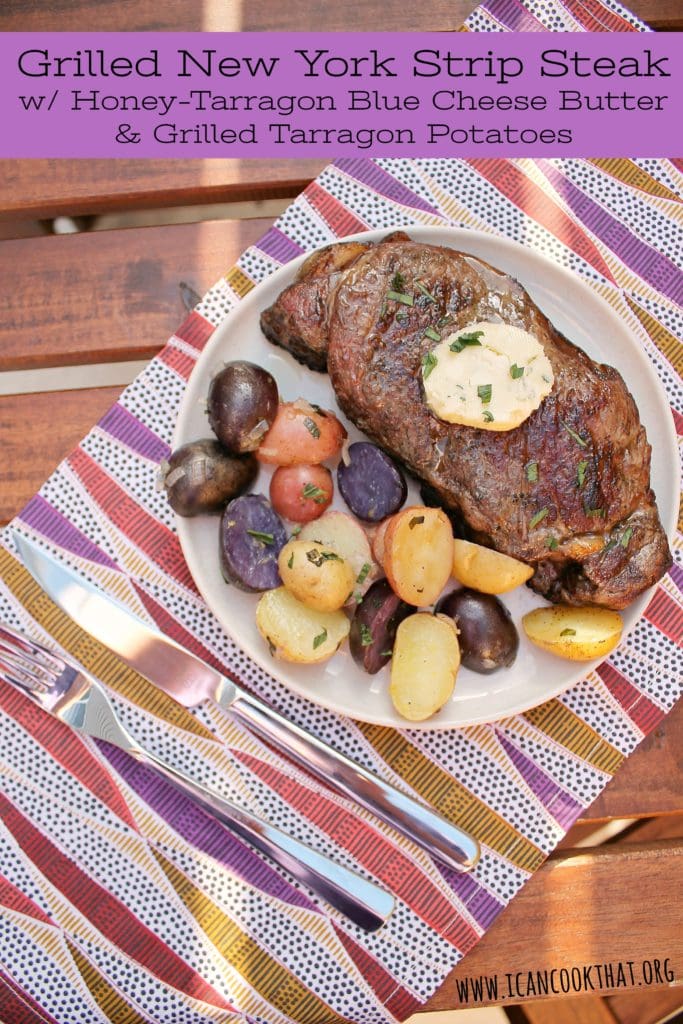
left=260, top=236, right=672, bottom=609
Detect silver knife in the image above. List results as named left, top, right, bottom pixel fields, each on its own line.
left=14, top=532, right=480, bottom=874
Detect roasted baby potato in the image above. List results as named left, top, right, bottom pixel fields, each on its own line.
left=257, top=400, right=346, bottom=466
left=255, top=587, right=350, bottom=663
left=278, top=539, right=355, bottom=612
left=220, top=494, right=288, bottom=592
left=390, top=613, right=460, bottom=721
left=452, top=539, right=533, bottom=595
left=437, top=588, right=518, bottom=673
left=383, top=507, right=454, bottom=607
left=522, top=605, right=623, bottom=661
left=349, top=578, right=413, bottom=674
left=299, top=511, right=377, bottom=600
left=159, top=439, right=257, bottom=517
left=337, top=442, right=407, bottom=522
left=269, top=464, right=333, bottom=523
left=208, top=361, right=278, bottom=453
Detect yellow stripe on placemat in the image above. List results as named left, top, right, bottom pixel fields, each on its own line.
left=67, top=940, right=149, bottom=1024
left=623, top=294, right=683, bottom=377
left=589, top=159, right=682, bottom=204
left=225, top=266, right=256, bottom=298
left=151, top=849, right=347, bottom=1024
left=523, top=701, right=623, bottom=775
left=358, top=725, right=544, bottom=872
left=0, top=549, right=212, bottom=740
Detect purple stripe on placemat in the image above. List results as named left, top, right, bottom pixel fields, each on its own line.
left=538, top=161, right=683, bottom=306
left=333, top=158, right=440, bottom=215
left=669, top=562, right=683, bottom=595
left=479, top=0, right=547, bottom=30
left=19, top=497, right=119, bottom=569
left=256, top=227, right=306, bottom=265
left=438, top=869, right=503, bottom=930
left=98, top=405, right=171, bottom=463
left=497, top=732, right=583, bottom=830
left=102, top=744, right=319, bottom=913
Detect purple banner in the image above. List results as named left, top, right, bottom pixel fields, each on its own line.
left=0, top=32, right=680, bottom=157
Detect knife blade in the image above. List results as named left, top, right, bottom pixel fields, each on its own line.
left=14, top=532, right=480, bottom=874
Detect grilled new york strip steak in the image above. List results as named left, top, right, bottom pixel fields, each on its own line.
left=260, top=236, right=672, bottom=610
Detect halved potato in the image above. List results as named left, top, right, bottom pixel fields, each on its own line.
left=256, top=587, right=350, bottom=663
left=299, top=511, right=377, bottom=599
left=384, top=507, right=454, bottom=607
left=278, top=539, right=355, bottom=612
left=452, top=539, right=533, bottom=595
left=522, top=605, right=623, bottom=661
left=390, top=613, right=460, bottom=721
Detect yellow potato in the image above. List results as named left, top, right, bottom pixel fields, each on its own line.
left=299, top=511, right=377, bottom=599
left=278, top=540, right=355, bottom=612
left=256, top=587, right=350, bottom=663
left=390, top=613, right=460, bottom=721
left=384, top=507, right=454, bottom=607
left=522, top=605, right=623, bottom=661
left=452, top=539, right=534, bottom=595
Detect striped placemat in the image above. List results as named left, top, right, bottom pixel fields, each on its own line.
left=1, top=2, right=681, bottom=1023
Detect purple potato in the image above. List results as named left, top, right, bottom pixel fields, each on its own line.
left=220, top=494, right=288, bottom=592
left=437, top=588, right=518, bottom=674
left=349, top=578, right=413, bottom=674
left=337, top=442, right=407, bottom=522
left=208, top=361, right=279, bottom=453
left=160, top=439, right=257, bottom=517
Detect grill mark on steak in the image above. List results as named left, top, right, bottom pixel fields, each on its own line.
left=260, top=236, right=672, bottom=609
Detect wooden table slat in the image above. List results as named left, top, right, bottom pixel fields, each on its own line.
left=0, top=218, right=271, bottom=371
left=425, top=839, right=683, bottom=1011
left=0, top=160, right=325, bottom=222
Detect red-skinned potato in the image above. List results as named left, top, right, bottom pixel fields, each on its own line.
left=257, top=400, right=346, bottom=466
left=269, top=464, right=333, bottom=523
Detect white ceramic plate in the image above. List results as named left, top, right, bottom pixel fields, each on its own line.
left=174, top=226, right=678, bottom=728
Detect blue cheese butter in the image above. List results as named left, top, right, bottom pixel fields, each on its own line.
left=423, top=322, right=554, bottom=431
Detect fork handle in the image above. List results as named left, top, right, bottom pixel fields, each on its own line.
left=229, top=695, right=480, bottom=874
left=134, top=746, right=393, bottom=932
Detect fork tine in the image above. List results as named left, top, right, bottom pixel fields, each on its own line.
left=0, top=624, right=66, bottom=673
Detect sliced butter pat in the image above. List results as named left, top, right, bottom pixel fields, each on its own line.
left=423, top=321, right=554, bottom=431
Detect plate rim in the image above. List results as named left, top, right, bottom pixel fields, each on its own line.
left=174, top=224, right=679, bottom=729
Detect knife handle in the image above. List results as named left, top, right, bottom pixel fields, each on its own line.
left=229, top=695, right=480, bottom=874
left=135, top=746, right=393, bottom=932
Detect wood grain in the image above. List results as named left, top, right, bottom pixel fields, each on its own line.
left=0, top=218, right=270, bottom=371
left=425, top=840, right=683, bottom=1010
left=0, top=160, right=325, bottom=221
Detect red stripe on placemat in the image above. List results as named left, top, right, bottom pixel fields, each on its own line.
left=159, top=345, right=197, bottom=383
left=173, top=311, right=215, bottom=352
left=0, top=685, right=139, bottom=832
left=0, top=793, right=236, bottom=1013
left=0, top=873, right=53, bottom=926
left=67, top=449, right=197, bottom=592
left=468, top=159, right=616, bottom=282
left=304, top=181, right=368, bottom=236
left=596, top=663, right=665, bottom=734
left=0, top=970, right=62, bottom=1024
left=234, top=750, right=480, bottom=952
left=562, top=0, right=636, bottom=31
left=644, top=588, right=683, bottom=645
left=334, top=928, right=420, bottom=1012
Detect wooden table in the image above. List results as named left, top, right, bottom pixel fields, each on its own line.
left=1, top=4, right=681, bottom=1022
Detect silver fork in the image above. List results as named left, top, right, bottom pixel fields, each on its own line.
left=0, top=623, right=394, bottom=931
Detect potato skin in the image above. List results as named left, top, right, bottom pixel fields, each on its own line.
left=383, top=506, right=454, bottom=607
left=349, top=578, right=413, bottom=674
left=257, top=400, right=346, bottom=466
left=208, top=361, right=278, bottom=453
left=161, top=439, right=257, bottom=517
left=390, top=613, right=460, bottom=721
left=437, top=588, right=518, bottom=674
left=522, top=605, right=623, bottom=661
left=278, top=539, right=355, bottom=612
